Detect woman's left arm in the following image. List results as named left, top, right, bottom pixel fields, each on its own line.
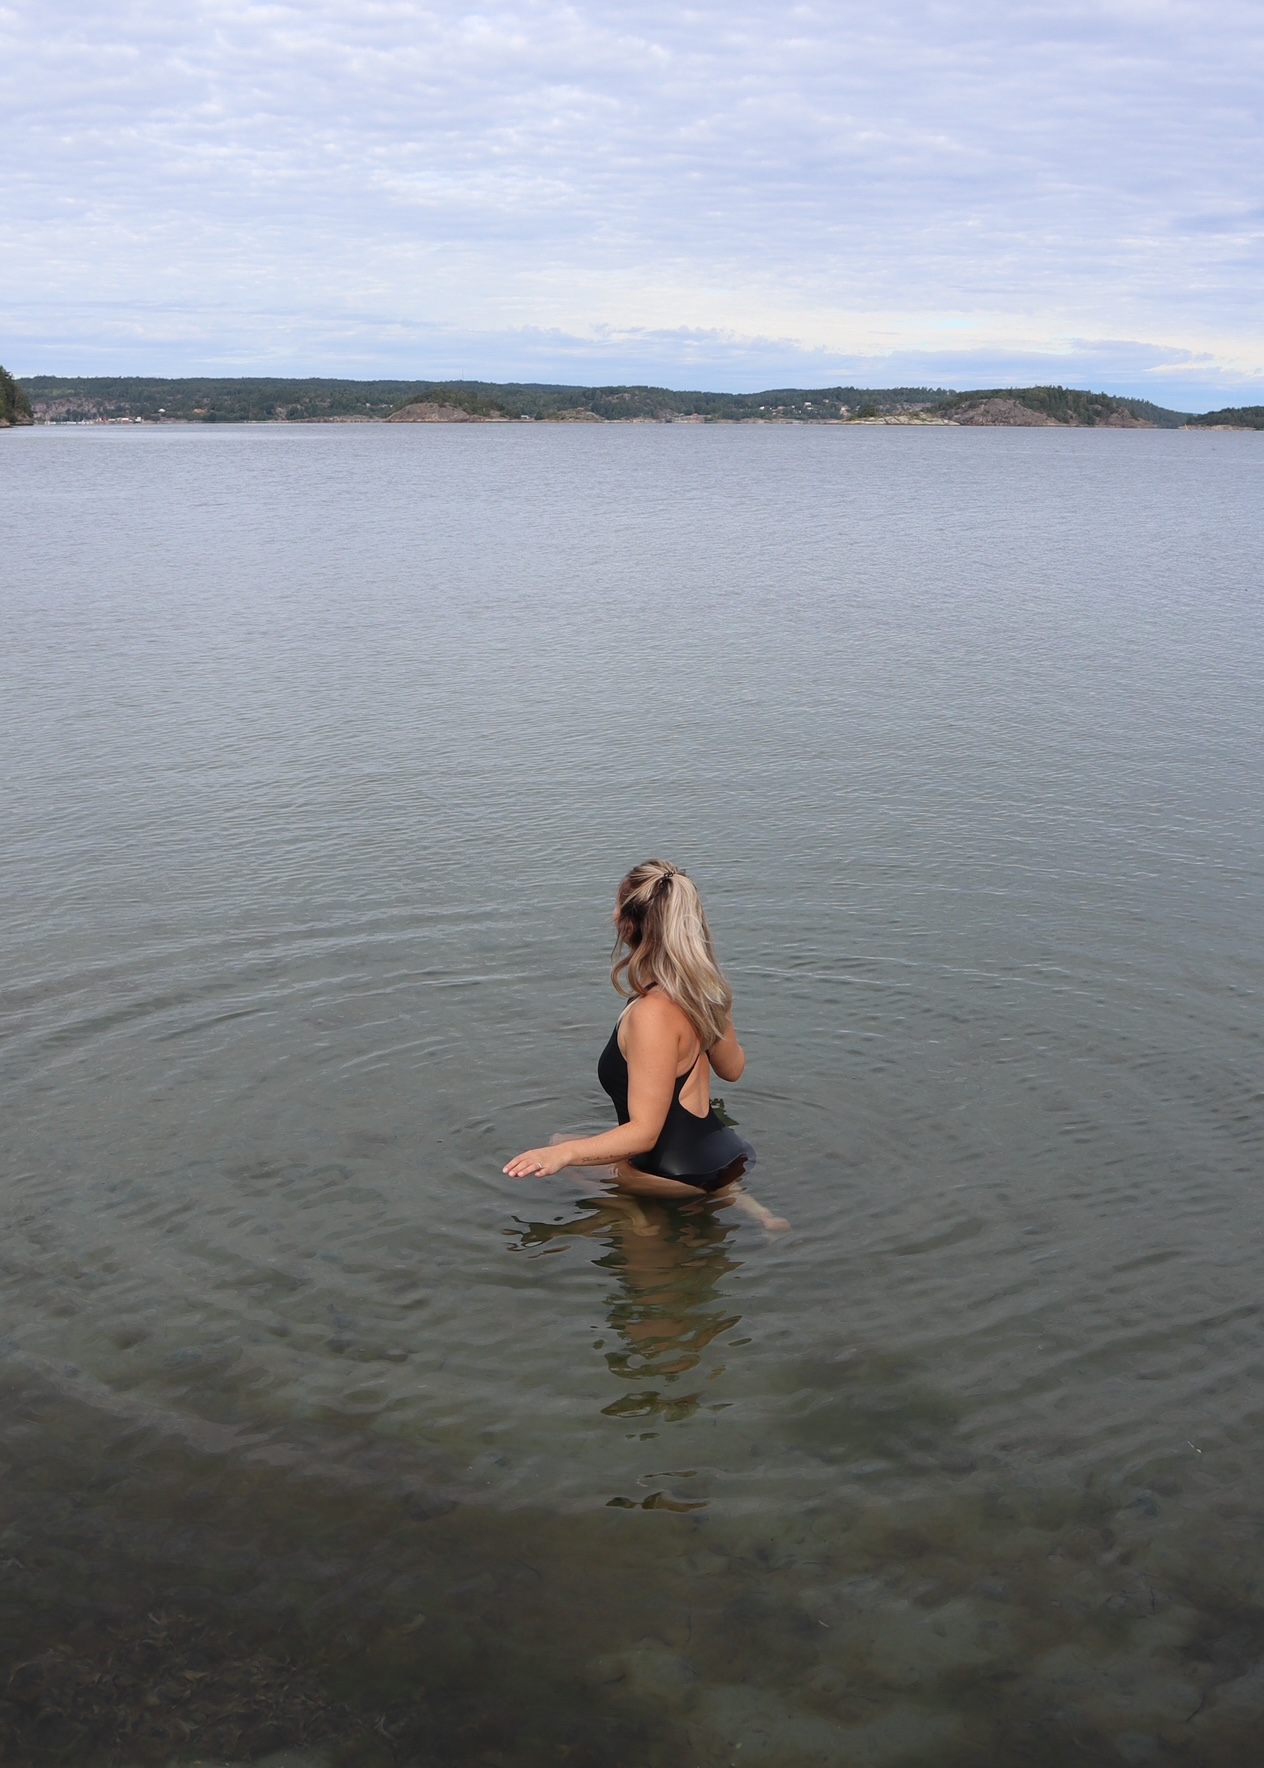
left=708, top=1017, right=746, bottom=1083
left=503, top=997, right=680, bottom=1177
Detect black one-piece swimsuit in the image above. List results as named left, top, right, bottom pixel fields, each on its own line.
left=597, top=1021, right=755, bottom=1194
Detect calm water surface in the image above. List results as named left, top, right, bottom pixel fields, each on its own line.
left=2, top=423, right=1262, bottom=1765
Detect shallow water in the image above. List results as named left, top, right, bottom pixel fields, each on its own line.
left=2, top=422, right=1263, bottom=1764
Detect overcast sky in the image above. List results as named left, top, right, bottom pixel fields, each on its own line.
left=3, top=0, right=1262, bottom=403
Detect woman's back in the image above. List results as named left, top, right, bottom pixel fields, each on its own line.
left=597, top=1002, right=752, bottom=1192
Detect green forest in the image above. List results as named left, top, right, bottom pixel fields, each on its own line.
left=0, top=366, right=34, bottom=425
left=1185, top=404, right=1264, bottom=429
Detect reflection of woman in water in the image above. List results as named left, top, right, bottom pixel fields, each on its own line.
left=505, top=860, right=787, bottom=1229
left=514, top=1196, right=742, bottom=1396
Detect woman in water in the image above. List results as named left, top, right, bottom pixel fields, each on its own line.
left=504, top=860, right=786, bottom=1228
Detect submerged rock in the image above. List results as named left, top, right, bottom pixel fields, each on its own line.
left=861, top=1596, right=1016, bottom=1689
left=687, top=1682, right=961, bottom=1765
left=586, top=1641, right=699, bottom=1712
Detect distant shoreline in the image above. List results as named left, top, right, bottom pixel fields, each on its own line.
left=21, top=412, right=1262, bottom=432
left=10, top=375, right=1264, bottom=432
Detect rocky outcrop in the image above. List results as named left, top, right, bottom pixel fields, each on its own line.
left=949, top=398, right=1063, bottom=427
left=849, top=409, right=956, bottom=425
left=386, top=402, right=504, bottom=423
left=943, top=388, right=1157, bottom=427
left=1099, top=407, right=1155, bottom=427
left=542, top=407, right=605, bottom=422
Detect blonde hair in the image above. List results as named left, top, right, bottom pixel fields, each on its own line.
left=612, top=860, right=733, bottom=1049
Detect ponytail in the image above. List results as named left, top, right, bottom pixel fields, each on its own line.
left=612, top=861, right=733, bottom=1048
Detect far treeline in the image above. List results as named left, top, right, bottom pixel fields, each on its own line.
left=17, top=375, right=956, bottom=423
left=7, top=371, right=1264, bottom=429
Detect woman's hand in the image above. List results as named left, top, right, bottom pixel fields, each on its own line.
left=503, top=1143, right=577, bottom=1178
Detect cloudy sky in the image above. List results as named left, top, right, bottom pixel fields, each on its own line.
left=4, top=0, right=1262, bottom=403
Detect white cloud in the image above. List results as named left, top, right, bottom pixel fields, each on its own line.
left=3, top=0, right=1262, bottom=403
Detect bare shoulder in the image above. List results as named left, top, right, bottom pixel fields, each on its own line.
left=624, top=991, right=692, bottom=1044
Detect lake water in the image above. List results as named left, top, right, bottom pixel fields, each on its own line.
left=2, top=422, right=1262, bottom=1766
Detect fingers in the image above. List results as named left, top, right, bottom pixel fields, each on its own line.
left=503, top=1150, right=552, bottom=1177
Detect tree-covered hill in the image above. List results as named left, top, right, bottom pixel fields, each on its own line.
left=22, top=377, right=420, bottom=423
left=0, top=366, right=34, bottom=426
left=939, top=386, right=1189, bottom=427
left=1184, top=405, right=1264, bottom=430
